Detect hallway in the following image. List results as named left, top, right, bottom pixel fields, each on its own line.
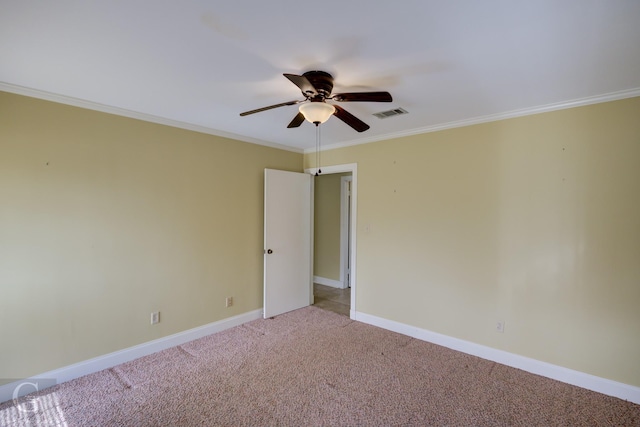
left=313, top=283, right=350, bottom=317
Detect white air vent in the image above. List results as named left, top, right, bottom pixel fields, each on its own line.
left=373, top=107, right=408, bottom=119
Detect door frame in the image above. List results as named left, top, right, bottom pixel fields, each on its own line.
left=305, top=163, right=357, bottom=319
left=340, top=175, right=352, bottom=289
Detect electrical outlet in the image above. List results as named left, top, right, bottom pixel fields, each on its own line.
left=225, top=297, right=233, bottom=308
left=151, top=311, right=160, bottom=325
left=496, top=320, right=505, bottom=333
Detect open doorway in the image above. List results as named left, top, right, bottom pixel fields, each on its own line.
left=313, top=173, right=351, bottom=316
left=305, top=164, right=357, bottom=319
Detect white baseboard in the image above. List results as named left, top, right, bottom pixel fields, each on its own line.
left=313, top=275, right=344, bottom=289
left=6, top=308, right=637, bottom=406
left=0, top=309, right=262, bottom=404
left=354, top=311, right=640, bottom=405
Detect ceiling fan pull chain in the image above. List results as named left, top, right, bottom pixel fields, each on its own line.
left=315, top=124, right=318, bottom=176
left=318, top=124, right=322, bottom=175
left=314, top=123, right=322, bottom=175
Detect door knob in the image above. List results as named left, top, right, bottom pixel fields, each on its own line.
left=267, top=249, right=273, bottom=254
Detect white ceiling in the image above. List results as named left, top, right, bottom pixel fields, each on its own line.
left=2, top=1, right=640, bottom=153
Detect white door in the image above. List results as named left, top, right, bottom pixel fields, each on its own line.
left=263, top=169, right=313, bottom=318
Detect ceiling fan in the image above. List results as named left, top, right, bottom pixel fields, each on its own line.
left=239, top=71, right=392, bottom=132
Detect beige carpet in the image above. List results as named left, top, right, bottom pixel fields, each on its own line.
left=2, top=306, right=638, bottom=426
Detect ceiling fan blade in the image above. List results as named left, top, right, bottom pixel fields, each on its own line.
left=284, top=73, right=318, bottom=97
left=287, top=112, right=305, bottom=128
left=240, top=100, right=301, bottom=116
left=332, top=91, right=393, bottom=102
left=333, top=105, right=370, bottom=132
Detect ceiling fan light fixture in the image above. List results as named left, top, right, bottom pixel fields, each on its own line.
left=299, top=102, right=335, bottom=124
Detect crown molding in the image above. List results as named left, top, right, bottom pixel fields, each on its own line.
left=306, top=87, right=640, bottom=154
left=3, top=82, right=637, bottom=157
left=0, top=82, right=303, bottom=154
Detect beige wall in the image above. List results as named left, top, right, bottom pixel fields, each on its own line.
left=3, top=89, right=639, bottom=390
left=304, top=97, right=640, bottom=387
left=313, top=173, right=347, bottom=281
left=0, top=91, right=302, bottom=379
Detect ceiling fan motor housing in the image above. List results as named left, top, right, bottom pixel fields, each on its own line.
left=302, top=71, right=334, bottom=99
